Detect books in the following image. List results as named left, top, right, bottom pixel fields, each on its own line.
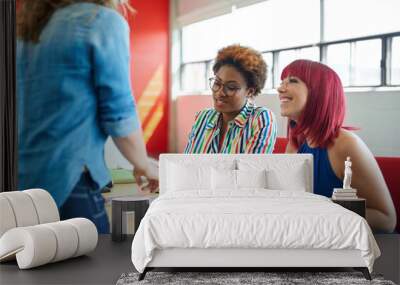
left=109, top=168, right=135, bottom=184
left=332, top=188, right=358, bottom=200
left=334, top=188, right=357, bottom=193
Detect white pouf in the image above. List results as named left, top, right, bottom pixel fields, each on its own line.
left=0, top=189, right=98, bottom=269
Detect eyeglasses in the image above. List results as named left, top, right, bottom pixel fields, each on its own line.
left=209, top=77, right=243, bottom=97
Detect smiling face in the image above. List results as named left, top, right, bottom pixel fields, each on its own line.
left=212, top=65, right=253, bottom=121
left=277, top=76, right=309, bottom=121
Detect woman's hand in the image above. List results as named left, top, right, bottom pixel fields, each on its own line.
left=133, top=160, right=159, bottom=193
left=112, top=132, right=159, bottom=193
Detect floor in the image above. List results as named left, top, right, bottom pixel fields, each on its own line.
left=1, top=234, right=398, bottom=285
left=373, top=234, right=400, bottom=284
left=0, top=235, right=134, bottom=285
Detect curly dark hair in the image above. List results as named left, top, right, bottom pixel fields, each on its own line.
left=212, top=44, right=267, bottom=96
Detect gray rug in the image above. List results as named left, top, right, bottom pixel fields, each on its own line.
left=116, top=271, right=396, bottom=285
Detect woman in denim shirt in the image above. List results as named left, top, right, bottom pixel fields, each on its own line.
left=16, top=0, right=157, bottom=233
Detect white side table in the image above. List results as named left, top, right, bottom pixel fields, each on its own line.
left=111, top=195, right=157, bottom=242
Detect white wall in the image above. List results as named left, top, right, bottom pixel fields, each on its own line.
left=171, top=89, right=400, bottom=156
left=176, top=0, right=265, bottom=25
left=344, top=90, right=400, bottom=156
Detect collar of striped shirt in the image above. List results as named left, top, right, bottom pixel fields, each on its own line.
left=205, top=99, right=255, bottom=130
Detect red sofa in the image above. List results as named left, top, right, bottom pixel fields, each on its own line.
left=376, top=157, right=400, bottom=233
left=273, top=137, right=399, bottom=233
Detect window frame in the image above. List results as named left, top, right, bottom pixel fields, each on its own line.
left=180, top=31, right=400, bottom=92
left=178, top=0, right=400, bottom=93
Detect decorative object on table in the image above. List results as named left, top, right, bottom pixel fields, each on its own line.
left=343, top=156, right=353, bottom=189
left=0, top=189, right=98, bottom=269
left=116, top=271, right=395, bottom=285
left=332, top=156, right=358, bottom=200
left=112, top=195, right=157, bottom=242
left=332, top=188, right=358, bottom=200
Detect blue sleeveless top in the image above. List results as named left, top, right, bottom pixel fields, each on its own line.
left=298, top=143, right=342, bottom=197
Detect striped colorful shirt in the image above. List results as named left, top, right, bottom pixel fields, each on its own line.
left=184, top=100, right=277, bottom=154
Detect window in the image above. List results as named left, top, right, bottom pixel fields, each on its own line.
left=276, top=50, right=297, bottom=87
left=389, top=37, right=400, bottom=85
left=262, top=53, right=273, bottom=89
left=276, top=47, right=319, bottom=87
left=206, top=60, right=215, bottom=85
left=181, top=0, right=319, bottom=63
left=326, top=40, right=381, bottom=87
left=231, top=0, right=319, bottom=51
left=353, top=40, right=381, bottom=86
left=181, top=63, right=206, bottom=91
left=182, top=14, right=233, bottom=63
left=326, top=43, right=350, bottom=86
left=324, top=0, right=400, bottom=41
left=179, top=0, right=400, bottom=92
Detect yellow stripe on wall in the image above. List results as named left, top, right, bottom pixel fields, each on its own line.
left=143, top=101, right=164, bottom=143
left=137, top=65, right=164, bottom=122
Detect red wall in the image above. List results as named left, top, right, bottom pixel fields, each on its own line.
left=125, top=0, right=170, bottom=157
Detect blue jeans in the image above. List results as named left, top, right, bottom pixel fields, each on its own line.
left=60, top=172, right=110, bottom=234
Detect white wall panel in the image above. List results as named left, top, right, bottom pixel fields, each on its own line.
left=176, top=0, right=267, bottom=26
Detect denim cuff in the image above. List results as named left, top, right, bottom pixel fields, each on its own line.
left=102, top=116, right=140, bottom=137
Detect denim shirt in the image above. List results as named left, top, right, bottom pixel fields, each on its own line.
left=17, top=3, right=139, bottom=206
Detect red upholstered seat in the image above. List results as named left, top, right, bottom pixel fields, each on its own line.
left=273, top=137, right=399, bottom=232
left=376, top=157, right=400, bottom=233
left=273, top=137, right=288, bottom=154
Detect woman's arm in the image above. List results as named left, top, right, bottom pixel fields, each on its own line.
left=332, top=130, right=396, bottom=232
left=285, top=141, right=297, bottom=153
left=245, top=109, right=277, bottom=153
left=91, top=11, right=158, bottom=192
left=184, top=110, right=210, bottom=153
left=113, top=130, right=159, bottom=192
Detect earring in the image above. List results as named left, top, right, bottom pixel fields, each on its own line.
left=247, top=96, right=255, bottom=104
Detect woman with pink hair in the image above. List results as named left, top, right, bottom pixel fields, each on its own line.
left=278, top=59, right=396, bottom=233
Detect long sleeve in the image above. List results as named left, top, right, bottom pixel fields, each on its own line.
left=91, top=9, right=140, bottom=137
left=245, top=109, right=277, bottom=153
left=184, top=111, right=202, bottom=153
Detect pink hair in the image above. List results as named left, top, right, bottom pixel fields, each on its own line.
left=281, top=59, right=346, bottom=149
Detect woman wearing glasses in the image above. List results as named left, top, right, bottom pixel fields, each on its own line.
left=184, top=44, right=277, bottom=153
